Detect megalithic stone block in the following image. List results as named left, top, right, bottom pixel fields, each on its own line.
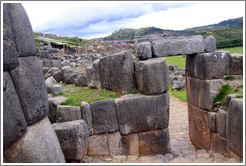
left=3, top=72, right=27, bottom=150
left=135, top=41, right=152, bottom=60
left=152, top=35, right=205, bottom=57
left=186, top=51, right=229, bottom=80
left=10, top=56, right=49, bottom=126
left=135, top=58, right=169, bottom=95
left=8, top=3, right=36, bottom=57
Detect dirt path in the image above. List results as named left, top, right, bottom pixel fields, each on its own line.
left=82, top=95, right=242, bottom=163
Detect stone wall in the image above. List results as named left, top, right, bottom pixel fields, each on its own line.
left=3, top=3, right=65, bottom=163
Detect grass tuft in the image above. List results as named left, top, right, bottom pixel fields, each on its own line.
left=224, top=75, right=235, bottom=81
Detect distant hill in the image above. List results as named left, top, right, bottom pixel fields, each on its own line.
left=104, top=17, right=243, bottom=48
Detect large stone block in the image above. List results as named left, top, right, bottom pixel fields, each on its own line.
left=52, top=120, right=89, bottom=161
left=227, top=54, right=243, bottom=75
left=88, top=132, right=123, bottom=156
left=75, top=75, right=87, bottom=87
left=204, top=35, right=216, bottom=52
left=61, top=66, right=74, bottom=84
left=135, top=58, right=169, bottom=94
left=3, top=72, right=27, bottom=150
left=99, top=51, right=136, bottom=92
left=81, top=101, right=93, bottom=135
left=51, top=60, right=63, bottom=69
left=90, top=100, right=118, bottom=134
left=208, top=112, right=216, bottom=132
left=8, top=3, right=36, bottom=56
left=136, top=41, right=152, bottom=60
left=56, top=105, right=81, bottom=123
left=139, top=129, right=171, bottom=155
left=186, top=77, right=225, bottom=111
left=115, top=93, right=169, bottom=135
left=211, top=133, right=228, bottom=155
left=4, top=117, right=66, bottom=163
left=121, top=133, right=139, bottom=155
left=3, top=4, right=18, bottom=71
left=227, top=98, right=243, bottom=157
left=89, top=59, right=101, bottom=88
left=188, top=104, right=211, bottom=150
left=186, top=51, right=230, bottom=79
left=152, top=35, right=205, bottom=57
left=48, top=96, right=68, bottom=124
left=86, top=65, right=92, bottom=87
left=216, top=109, right=227, bottom=138
left=10, top=56, right=48, bottom=126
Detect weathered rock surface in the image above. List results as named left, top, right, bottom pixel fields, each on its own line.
left=227, top=98, right=243, bottom=157
left=4, top=117, right=66, bottom=163
left=188, top=104, right=211, bottom=150
left=53, top=120, right=89, bottom=161
left=99, top=51, right=136, bottom=92
left=10, top=56, right=48, bottom=126
left=115, top=93, right=169, bottom=135
left=75, top=75, right=87, bottom=87
left=81, top=101, right=93, bottom=135
left=8, top=3, right=36, bottom=57
left=56, top=105, right=81, bottom=123
left=3, top=72, right=27, bottom=150
left=186, top=51, right=229, bottom=79
left=204, top=35, right=216, bottom=52
left=186, top=77, right=225, bottom=110
left=89, top=59, right=101, bottom=88
left=136, top=41, right=152, bottom=60
left=45, top=76, right=58, bottom=93
left=216, top=109, right=227, bottom=138
left=62, top=66, right=74, bottom=84
left=152, top=35, right=205, bottom=57
left=3, top=4, right=18, bottom=71
left=211, top=133, right=228, bottom=155
left=135, top=58, right=169, bottom=94
left=53, top=70, right=63, bottom=83
left=90, top=100, right=118, bottom=134
left=227, top=54, right=243, bottom=75
left=139, top=129, right=171, bottom=155
left=208, top=112, right=217, bottom=132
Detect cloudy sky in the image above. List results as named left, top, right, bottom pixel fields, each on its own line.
left=21, top=1, right=245, bottom=39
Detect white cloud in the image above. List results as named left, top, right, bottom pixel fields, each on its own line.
left=21, top=1, right=244, bottom=39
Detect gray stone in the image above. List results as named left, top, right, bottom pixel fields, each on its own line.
left=172, top=80, right=185, bottom=90
left=56, top=105, right=81, bottom=123
left=45, top=76, right=58, bottom=94
left=208, top=112, right=217, bottom=132
left=53, top=70, right=63, bottom=83
left=86, top=65, right=92, bottom=87
left=211, top=133, right=228, bottom=155
left=52, top=120, right=89, bottom=161
left=216, top=109, right=227, bottom=138
left=37, top=50, right=49, bottom=58
left=186, top=51, right=229, bottom=79
left=43, top=59, right=52, bottom=68
left=227, top=98, right=243, bottom=157
left=50, top=67, right=60, bottom=76
left=227, top=54, right=243, bottom=75
left=3, top=72, right=27, bottom=150
left=3, top=4, right=18, bottom=71
left=50, top=84, right=63, bottom=95
left=223, top=94, right=239, bottom=109
left=10, top=56, right=48, bottom=125
left=75, top=75, right=87, bottom=87
left=51, top=60, right=62, bottom=69
left=115, top=93, right=169, bottom=135
left=90, top=100, right=118, bottom=134
left=42, top=67, right=50, bottom=75
left=62, top=60, right=71, bottom=67
left=4, top=117, right=66, bottom=163
left=62, top=66, right=73, bottom=83
left=99, top=51, right=136, bottom=92
left=152, top=35, right=205, bottom=57
left=44, top=69, right=52, bottom=80
left=186, top=77, right=226, bottom=111
left=135, top=58, right=169, bottom=95
left=89, top=59, right=101, bottom=88
left=81, top=102, right=93, bottom=135
left=8, top=4, right=36, bottom=56
left=48, top=96, right=68, bottom=124
left=66, top=73, right=78, bottom=84
left=168, top=65, right=178, bottom=72
left=136, top=41, right=152, bottom=60
left=204, top=35, right=216, bottom=52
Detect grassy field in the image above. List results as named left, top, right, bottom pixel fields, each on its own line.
left=59, top=84, right=139, bottom=106
left=164, top=46, right=243, bottom=69
left=168, top=85, right=187, bottom=102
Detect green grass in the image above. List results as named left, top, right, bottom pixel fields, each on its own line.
left=216, top=46, right=243, bottom=54
left=168, top=85, right=187, bottom=102
left=165, top=55, right=186, bottom=69
left=59, top=84, right=140, bottom=106
left=213, top=84, right=233, bottom=110
left=224, top=75, right=235, bottom=81
left=236, top=95, right=243, bottom=98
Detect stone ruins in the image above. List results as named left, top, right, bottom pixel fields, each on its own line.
left=3, top=3, right=243, bottom=163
